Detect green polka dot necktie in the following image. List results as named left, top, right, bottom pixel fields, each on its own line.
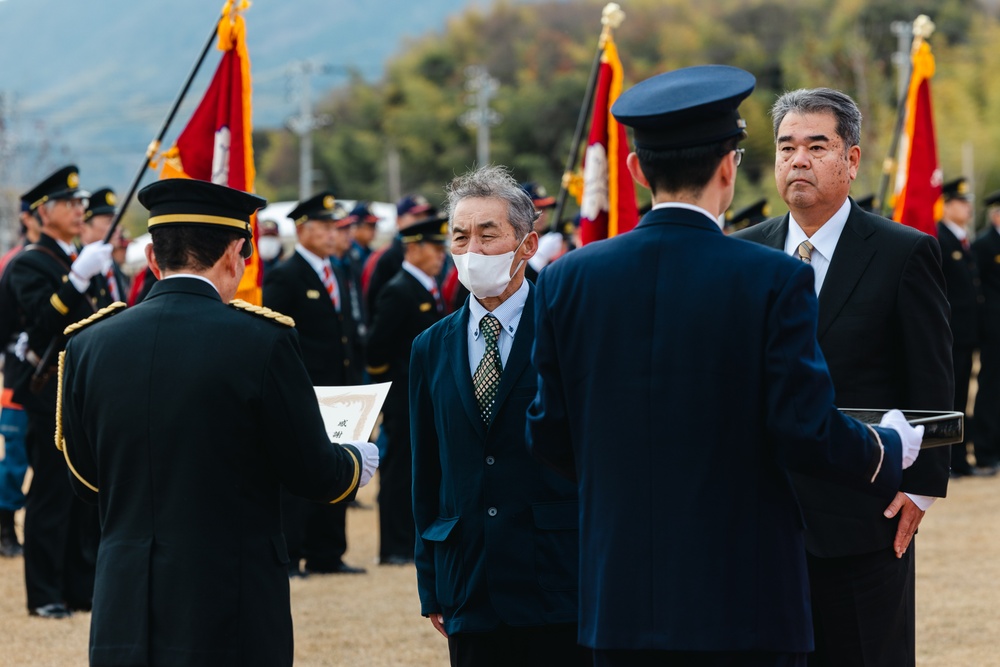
left=473, top=314, right=503, bottom=425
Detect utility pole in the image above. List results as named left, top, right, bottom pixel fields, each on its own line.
left=286, top=61, right=345, bottom=200
left=460, top=66, right=501, bottom=167
left=890, top=21, right=913, bottom=102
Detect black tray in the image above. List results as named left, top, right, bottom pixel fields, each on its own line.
left=839, top=409, right=964, bottom=449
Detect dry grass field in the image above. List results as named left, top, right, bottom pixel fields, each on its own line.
left=1, top=468, right=998, bottom=666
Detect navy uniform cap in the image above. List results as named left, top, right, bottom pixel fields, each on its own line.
left=349, top=201, right=380, bottom=225
left=21, top=165, right=90, bottom=211
left=611, top=65, right=755, bottom=150
left=397, top=194, right=434, bottom=217
left=983, top=190, right=1000, bottom=207
left=520, top=182, right=556, bottom=208
left=288, top=190, right=350, bottom=226
left=400, top=214, right=449, bottom=244
left=86, top=187, right=118, bottom=220
left=942, top=177, right=970, bottom=202
left=725, top=198, right=769, bottom=231
left=138, top=178, right=265, bottom=259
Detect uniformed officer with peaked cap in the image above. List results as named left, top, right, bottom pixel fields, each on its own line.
left=59, top=178, right=379, bottom=667
left=367, top=212, right=448, bottom=565
left=264, top=189, right=366, bottom=576
left=724, top=197, right=769, bottom=233
left=527, top=65, right=921, bottom=666
left=974, top=190, right=1000, bottom=470
left=8, top=164, right=112, bottom=619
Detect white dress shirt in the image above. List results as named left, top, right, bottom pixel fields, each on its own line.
left=296, top=243, right=341, bottom=307
left=466, top=278, right=529, bottom=375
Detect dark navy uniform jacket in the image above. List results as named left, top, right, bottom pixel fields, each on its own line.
left=410, top=285, right=579, bottom=635
left=526, top=206, right=904, bottom=653
left=59, top=277, right=365, bottom=667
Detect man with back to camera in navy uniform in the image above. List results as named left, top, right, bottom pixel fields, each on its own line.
left=5, top=165, right=113, bottom=619
left=366, top=214, right=448, bottom=565
left=734, top=87, right=953, bottom=667
left=526, top=66, right=926, bottom=667
left=410, top=165, right=588, bottom=666
left=263, top=191, right=366, bottom=576
left=973, top=191, right=1000, bottom=470
left=58, top=178, right=379, bottom=667
left=81, top=187, right=129, bottom=305
left=936, top=177, right=989, bottom=477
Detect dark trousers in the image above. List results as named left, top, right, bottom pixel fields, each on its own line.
left=280, top=489, right=348, bottom=571
left=950, top=345, right=974, bottom=472
left=807, top=544, right=915, bottom=667
left=378, top=411, right=414, bottom=560
left=592, top=650, right=805, bottom=667
left=974, top=342, right=1000, bottom=466
left=449, top=623, right=589, bottom=667
left=23, top=409, right=98, bottom=610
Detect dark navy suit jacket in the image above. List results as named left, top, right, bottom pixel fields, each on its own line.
left=410, top=285, right=579, bottom=635
left=526, top=206, right=904, bottom=652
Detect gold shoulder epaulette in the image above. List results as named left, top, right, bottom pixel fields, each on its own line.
left=63, top=301, right=127, bottom=336
left=230, top=299, right=296, bottom=327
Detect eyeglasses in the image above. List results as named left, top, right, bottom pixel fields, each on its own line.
left=733, top=148, right=745, bottom=168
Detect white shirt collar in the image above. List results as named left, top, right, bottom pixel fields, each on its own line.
left=55, top=238, right=77, bottom=257
left=786, top=198, right=852, bottom=261
left=295, top=243, right=330, bottom=277
left=652, top=201, right=722, bottom=228
left=402, top=261, right=437, bottom=292
left=161, top=273, right=220, bottom=295
left=468, top=278, right=529, bottom=342
left=941, top=219, right=968, bottom=242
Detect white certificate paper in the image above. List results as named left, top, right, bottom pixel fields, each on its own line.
left=313, top=382, right=391, bottom=442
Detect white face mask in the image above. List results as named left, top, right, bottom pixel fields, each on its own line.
left=452, top=235, right=527, bottom=299
left=258, top=236, right=283, bottom=261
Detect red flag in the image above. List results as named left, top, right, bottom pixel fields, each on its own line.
left=579, top=32, right=639, bottom=245
left=891, top=37, right=942, bottom=237
left=160, top=0, right=261, bottom=303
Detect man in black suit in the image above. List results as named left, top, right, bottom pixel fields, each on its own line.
left=734, top=88, right=952, bottom=667
left=367, top=214, right=447, bottom=565
left=59, top=178, right=379, bottom=667
left=263, top=191, right=365, bottom=576
left=6, top=165, right=113, bottom=619
left=410, top=166, right=587, bottom=666
left=973, top=193, right=1000, bottom=470
left=936, top=178, right=989, bottom=476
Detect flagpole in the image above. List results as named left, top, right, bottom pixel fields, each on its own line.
left=551, top=4, right=623, bottom=233
left=29, top=15, right=224, bottom=393
left=102, top=17, right=222, bottom=244
left=876, top=16, right=933, bottom=218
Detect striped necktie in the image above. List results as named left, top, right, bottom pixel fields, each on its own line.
left=106, top=266, right=120, bottom=302
left=322, top=264, right=341, bottom=311
left=796, top=240, right=814, bottom=264
left=473, top=314, right=503, bottom=425
left=430, top=284, right=443, bottom=313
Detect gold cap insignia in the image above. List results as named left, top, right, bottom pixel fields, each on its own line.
left=440, top=223, right=448, bottom=234
left=106, top=192, right=117, bottom=206
left=323, top=195, right=335, bottom=210
left=536, top=185, right=548, bottom=197
left=67, top=172, right=79, bottom=188
left=419, top=302, right=432, bottom=312
left=958, top=181, right=969, bottom=195
left=763, top=204, right=771, bottom=216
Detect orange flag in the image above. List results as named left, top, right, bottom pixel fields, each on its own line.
left=578, top=31, right=639, bottom=245
left=160, top=0, right=261, bottom=303
left=891, top=35, right=942, bottom=237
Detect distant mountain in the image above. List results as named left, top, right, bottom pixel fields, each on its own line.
left=0, top=0, right=496, bottom=192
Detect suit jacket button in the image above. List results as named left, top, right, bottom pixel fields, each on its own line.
left=341, top=336, right=348, bottom=344
left=486, top=456, right=495, bottom=465
left=344, top=359, right=350, bottom=367
left=487, top=507, right=497, bottom=517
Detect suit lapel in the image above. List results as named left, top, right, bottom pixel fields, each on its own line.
left=489, top=285, right=534, bottom=417
left=817, top=206, right=876, bottom=339
left=759, top=215, right=789, bottom=250
left=446, top=306, right=486, bottom=439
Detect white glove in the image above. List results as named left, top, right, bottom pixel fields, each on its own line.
left=69, top=242, right=113, bottom=291
left=14, top=331, right=29, bottom=362
left=879, top=409, right=923, bottom=469
left=349, top=440, right=380, bottom=487
left=528, top=232, right=564, bottom=272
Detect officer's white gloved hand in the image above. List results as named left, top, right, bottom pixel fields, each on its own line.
left=350, top=440, right=380, bottom=487
left=14, top=331, right=29, bottom=362
left=879, top=408, right=923, bottom=469
left=528, top=232, right=564, bottom=272
left=69, top=242, right=113, bottom=292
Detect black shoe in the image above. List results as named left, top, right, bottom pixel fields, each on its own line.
left=378, top=554, right=413, bottom=566
left=288, top=565, right=309, bottom=579
left=0, top=539, right=22, bottom=558
left=305, top=561, right=367, bottom=575
left=951, top=467, right=974, bottom=479
left=348, top=500, right=373, bottom=510
left=29, top=603, right=72, bottom=619
left=972, top=465, right=999, bottom=477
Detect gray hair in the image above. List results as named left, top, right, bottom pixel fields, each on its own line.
left=445, top=165, right=538, bottom=240
left=771, top=88, right=862, bottom=148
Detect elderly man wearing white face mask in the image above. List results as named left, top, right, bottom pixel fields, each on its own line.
left=409, top=165, right=590, bottom=667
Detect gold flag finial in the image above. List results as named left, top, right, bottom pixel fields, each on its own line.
left=912, top=15, right=935, bottom=41
left=602, top=3, right=626, bottom=30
